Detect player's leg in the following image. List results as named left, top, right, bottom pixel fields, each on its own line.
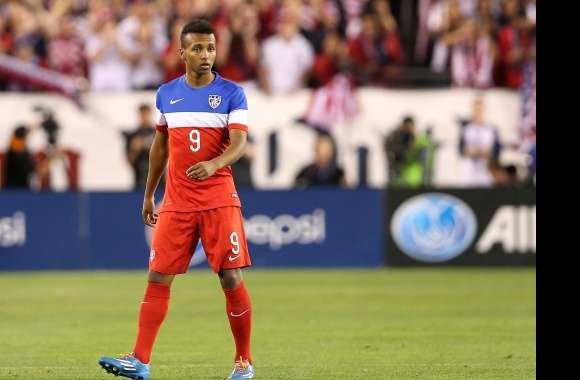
left=99, top=277, right=174, bottom=380
left=220, top=269, right=254, bottom=380
left=199, top=207, right=254, bottom=379
left=219, top=267, right=243, bottom=289
left=133, top=210, right=199, bottom=363
left=220, top=268, right=253, bottom=361
left=100, top=211, right=198, bottom=379
left=131, top=271, right=175, bottom=365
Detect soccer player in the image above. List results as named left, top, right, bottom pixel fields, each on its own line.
left=99, top=19, right=254, bottom=380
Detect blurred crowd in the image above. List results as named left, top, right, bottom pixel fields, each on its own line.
left=419, top=0, right=536, bottom=88
left=0, top=0, right=536, bottom=93
left=0, top=0, right=536, bottom=191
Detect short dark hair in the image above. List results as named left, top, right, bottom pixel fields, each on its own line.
left=13, top=125, right=28, bottom=139
left=180, top=19, right=214, bottom=46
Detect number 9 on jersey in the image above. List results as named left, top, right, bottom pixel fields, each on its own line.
left=189, top=130, right=201, bottom=152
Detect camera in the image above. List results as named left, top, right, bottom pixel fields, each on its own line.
left=33, top=105, right=60, bottom=146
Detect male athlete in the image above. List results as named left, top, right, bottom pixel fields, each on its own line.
left=99, top=19, right=254, bottom=380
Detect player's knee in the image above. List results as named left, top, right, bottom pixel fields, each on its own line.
left=220, top=268, right=243, bottom=289
left=148, top=271, right=174, bottom=285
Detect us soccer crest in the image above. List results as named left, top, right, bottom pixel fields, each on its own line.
left=208, top=94, right=221, bottom=109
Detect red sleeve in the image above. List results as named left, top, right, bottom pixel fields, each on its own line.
left=228, top=123, right=248, bottom=132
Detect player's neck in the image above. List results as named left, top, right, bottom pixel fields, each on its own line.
left=185, top=71, right=215, bottom=88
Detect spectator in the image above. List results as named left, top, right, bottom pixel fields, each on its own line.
left=255, top=0, right=277, bottom=41
left=0, top=5, right=13, bottom=54
left=366, top=0, right=399, bottom=38
left=232, top=135, right=256, bottom=189
left=215, top=1, right=259, bottom=84
left=347, top=8, right=404, bottom=86
left=161, top=19, right=186, bottom=83
left=117, top=0, right=168, bottom=90
left=476, top=0, right=500, bottom=36
left=3, top=2, right=47, bottom=91
left=259, top=9, right=315, bottom=95
left=171, top=0, right=195, bottom=26
left=4, top=125, right=36, bottom=190
left=310, top=32, right=348, bottom=87
left=438, top=19, right=496, bottom=88
left=495, top=0, right=531, bottom=88
left=46, top=14, right=86, bottom=78
left=191, top=0, right=221, bottom=21
left=302, top=0, right=346, bottom=53
left=415, top=0, right=441, bottom=64
left=342, top=0, right=373, bottom=39
left=125, top=103, right=156, bottom=190
left=458, top=96, right=501, bottom=187
left=5, top=2, right=46, bottom=64
left=430, top=0, right=465, bottom=72
left=295, top=133, right=346, bottom=188
left=85, top=9, right=133, bottom=91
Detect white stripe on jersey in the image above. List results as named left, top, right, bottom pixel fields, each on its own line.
left=162, top=111, right=248, bottom=129
left=228, top=109, right=248, bottom=126
left=165, top=112, right=228, bottom=128
left=155, top=108, right=167, bottom=126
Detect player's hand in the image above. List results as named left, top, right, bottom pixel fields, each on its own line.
left=142, top=197, right=158, bottom=227
left=186, top=161, right=219, bottom=181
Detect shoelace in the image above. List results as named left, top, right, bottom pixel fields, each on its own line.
left=234, top=356, right=249, bottom=373
left=117, top=353, right=135, bottom=360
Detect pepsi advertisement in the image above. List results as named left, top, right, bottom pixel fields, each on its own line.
left=0, top=189, right=384, bottom=271
left=385, top=188, right=536, bottom=266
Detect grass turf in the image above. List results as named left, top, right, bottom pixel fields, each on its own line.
left=0, top=269, right=535, bottom=379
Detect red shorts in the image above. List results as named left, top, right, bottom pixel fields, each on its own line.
left=150, top=206, right=252, bottom=274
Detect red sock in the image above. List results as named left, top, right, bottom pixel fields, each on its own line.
left=224, top=282, right=253, bottom=363
left=133, top=282, right=171, bottom=364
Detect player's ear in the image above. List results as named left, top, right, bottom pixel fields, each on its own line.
left=179, top=48, right=184, bottom=60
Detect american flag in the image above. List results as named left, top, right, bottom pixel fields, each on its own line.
left=303, top=73, right=360, bottom=130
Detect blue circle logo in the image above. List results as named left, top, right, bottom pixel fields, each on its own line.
left=391, top=193, right=477, bottom=263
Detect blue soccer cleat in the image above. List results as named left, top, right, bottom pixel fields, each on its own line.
left=227, top=357, right=254, bottom=379
left=98, top=353, right=150, bottom=380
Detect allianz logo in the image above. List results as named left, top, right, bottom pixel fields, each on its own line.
left=0, top=212, right=26, bottom=247
left=477, top=206, right=536, bottom=254
left=243, top=209, right=326, bottom=250
left=391, top=193, right=535, bottom=263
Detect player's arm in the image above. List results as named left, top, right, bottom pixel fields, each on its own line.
left=142, top=131, right=169, bottom=227
left=186, top=129, right=247, bottom=181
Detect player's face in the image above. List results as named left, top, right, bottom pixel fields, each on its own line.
left=180, top=33, right=217, bottom=75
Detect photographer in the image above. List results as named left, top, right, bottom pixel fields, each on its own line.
left=384, top=116, right=438, bottom=187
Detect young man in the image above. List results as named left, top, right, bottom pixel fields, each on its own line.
left=99, top=19, right=254, bottom=380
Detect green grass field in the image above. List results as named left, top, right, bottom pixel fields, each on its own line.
left=0, top=269, right=535, bottom=380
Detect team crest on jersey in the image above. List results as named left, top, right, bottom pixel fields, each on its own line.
left=208, top=94, right=222, bottom=109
